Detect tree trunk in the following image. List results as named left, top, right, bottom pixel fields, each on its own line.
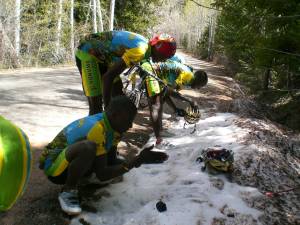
left=0, top=27, right=3, bottom=62
left=96, top=0, right=103, bottom=32
left=92, top=0, right=97, bottom=32
left=263, top=68, right=271, bottom=90
left=287, top=71, right=292, bottom=90
left=85, top=0, right=92, bottom=27
left=56, top=0, right=63, bottom=55
left=0, top=20, right=19, bottom=67
left=208, top=17, right=213, bottom=61
left=70, top=0, right=74, bottom=58
left=210, top=15, right=216, bottom=61
left=15, top=0, right=21, bottom=58
left=109, top=0, right=115, bottom=30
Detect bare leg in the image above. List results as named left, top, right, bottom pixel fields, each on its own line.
left=148, top=94, right=163, bottom=143
left=64, top=140, right=97, bottom=190
left=112, top=79, right=124, bottom=97
left=87, top=96, right=103, bottom=115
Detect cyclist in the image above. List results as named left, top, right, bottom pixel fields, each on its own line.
left=75, top=31, right=176, bottom=115
left=140, top=60, right=208, bottom=145
left=39, top=96, right=168, bottom=215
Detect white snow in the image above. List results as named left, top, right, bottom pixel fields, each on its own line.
left=71, top=113, right=263, bottom=225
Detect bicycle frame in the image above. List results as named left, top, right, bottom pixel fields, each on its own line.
left=123, top=63, right=167, bottom=108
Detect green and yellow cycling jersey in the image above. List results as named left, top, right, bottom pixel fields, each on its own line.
left=141, top=60, right=194, bottom=90
left=40, top=112, right=121, bottom=177
left=76, top=31, right=151, bottom=68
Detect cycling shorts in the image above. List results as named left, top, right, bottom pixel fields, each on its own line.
left=145, top=75, right=162, bottom=97
left=76, top=54, right=122, bottom=97
left=76, top=54, right=102, bottom=97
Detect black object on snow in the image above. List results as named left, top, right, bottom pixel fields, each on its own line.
left=156, top=200, right=167, bottom=212
left=227, top=213, right=235, bottom=218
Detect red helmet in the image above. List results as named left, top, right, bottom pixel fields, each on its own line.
left=149, top=34, right=176, bottom=58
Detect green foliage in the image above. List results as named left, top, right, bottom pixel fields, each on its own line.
left=214, top=0, right=300, bottom=92
left=256, top=90, right=300, bottom=130
left=181, top=34, right=188, bottom=49
left=21, top=0, right=58, bottom=65
left=196, top=27, right=209, bottom=59
left=174, top=0, right=215, bottom=58
left=1, top=0, right=163, bottom=67
left=213, top=0, right=300, bottom=129
left=114, top=0, right=162, bottom=35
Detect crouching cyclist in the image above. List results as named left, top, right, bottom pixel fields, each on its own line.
left=140, top=60, right=208, bottom=145
left=39, top=96, right=168, bottom=215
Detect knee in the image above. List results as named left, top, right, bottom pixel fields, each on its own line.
left=151, top=102, right=162, bottom=120
left=66, top=140, right=97, bottom=162
left=71, top=141, right=96, bottom=161
left=82, top=141, right=97, bottom=159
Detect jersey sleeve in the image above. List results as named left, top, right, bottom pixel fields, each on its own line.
left=122, top=43, right=148, bottom=67
left=175, top=71, right=194, bottom=88
left=87, top=123, right=106, bottom=156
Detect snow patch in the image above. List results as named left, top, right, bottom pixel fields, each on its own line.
left=71, top=113, right=263, bottom=225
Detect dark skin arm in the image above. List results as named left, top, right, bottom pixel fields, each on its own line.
left=93, top=154, right=138, bottom=182
left=102, top=59, right=127, bottom=107
left=166, top=86, right=197, bottom=108
left=165, top=95, right=178, bottom=112
left=93, top=145, right=168, bottom=181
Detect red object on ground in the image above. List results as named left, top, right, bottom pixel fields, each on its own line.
left=156, top=137, right=163, bottom=145
left=265, top=186, right=299, bottom=198
left=265, top=192, right=274, bottom=198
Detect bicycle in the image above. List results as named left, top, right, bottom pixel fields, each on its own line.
left=122, top=65, right=149, bottom=109
left=122, top=63, right=167, bottom=109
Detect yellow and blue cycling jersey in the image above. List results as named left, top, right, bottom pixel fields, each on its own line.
left=75, top=31, right=151, bottom=97
left=157, top=60, right=194, bottom=89
left=141, top=60, right=194, bottom=94
left=40, top=112, right=121, bottom=177
left=76, top=31, right=150, bottom=67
